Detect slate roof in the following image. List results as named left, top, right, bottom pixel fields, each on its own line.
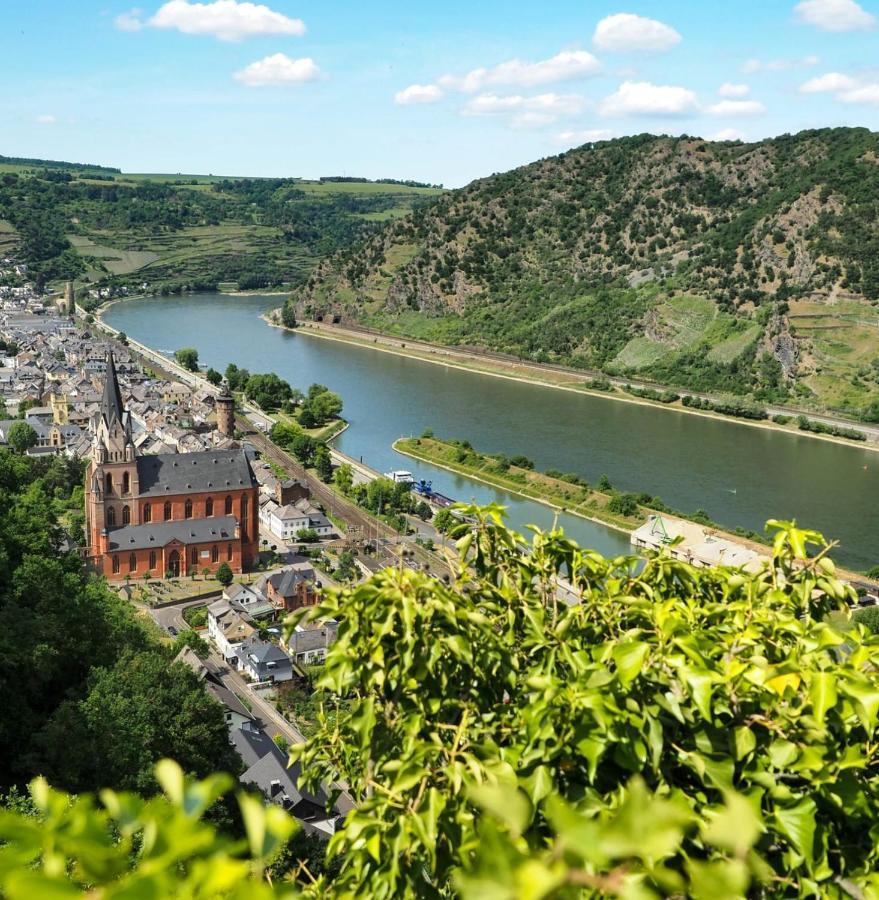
left=262, top=566, right=316, bottom=598
left=136, top=449, right=257, bottom=497
left=232, top=724, right=329, bottom=818
left=106, top=515, right=238, bottom=551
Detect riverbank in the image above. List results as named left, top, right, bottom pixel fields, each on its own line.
left=394, top=435, right=878, bottom=583
left=278, top=317, right=879, bottom=454
left=394, top=436, right=644, bottom=536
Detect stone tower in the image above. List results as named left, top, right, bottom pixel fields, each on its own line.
left=65, top=281, right=74, bottom=317
left=216, top=381, right=235, bottom=437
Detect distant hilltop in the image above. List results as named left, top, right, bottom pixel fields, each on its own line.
left=0, top=153, right=121, bottom=174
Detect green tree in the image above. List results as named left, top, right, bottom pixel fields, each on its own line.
left=432, top=507, right=455, bottom=533
left=334, top=550, right=357, bottom=582
left=332, top=463, right=353, bottom=494
left=216, top=562, right=234, bottom=587
left=172, top=629, right=210, bottom=659
left=314, top=444, right=333, bottom=482
left=205, top=367, right=222, bottom=386
left=280, top=301, right=297, bottom=328
left=245, top=372, right=293, bottom=411
left=174, top=347, right=199, bottom=372
left=6, top=421, right=38, bottom=454
left=33, top=649, right=239, bottom=793
left=309, top=390, right=343, bottom=425
left=285, top=508, right=879, bottom=896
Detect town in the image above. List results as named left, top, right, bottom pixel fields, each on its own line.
left=0, top=272, right=453, bottom=837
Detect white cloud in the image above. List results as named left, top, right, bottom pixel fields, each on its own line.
left=437, top=50, right=601, bottom=93
left=147, top=0, right=305, bottom=41
left=742, top=54, right=819, bottom=73
left=718, top=82, right=750, bottom=98
left=511, top=112, right=557, bottom=129
left=794, top=0, right=875, bottom=32
left=233, top=53, right=319, bottom=86
left=707, top=99, right=766, bottom=116
left=592, top=13, right=682, bottom=52
left=555, top=128, right=615, bottom=145
left=35, top=114, right=57, bottom=125
left=394, top=84, right=444, bottom=105
left=709, top=127, right=747, bottom=141
left=800, top=71, right=859, bottom=92
left=840, top=83, right=879, bottom=103
left=598, top=80, right=698, bottom=117
left=115, top=8, right=144, bottom=30
left=463, top=92, right=585, bottom=118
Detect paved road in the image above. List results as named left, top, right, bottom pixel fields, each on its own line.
left=151, top=596, right=216, bottom=633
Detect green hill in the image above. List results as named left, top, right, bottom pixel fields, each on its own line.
left=286, top=128, right=879, bottom=418
left=0, top=159, right=440, bottom=295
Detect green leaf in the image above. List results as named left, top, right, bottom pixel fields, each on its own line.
left=809, top=672, right=837, bottom=725
left=612, top=641, right=650, bottom=686
left=469, top=782, right=532, bottom=837
left=774, top=798, right=817, bottom=865
left=702, top=791, right=763, bottom=856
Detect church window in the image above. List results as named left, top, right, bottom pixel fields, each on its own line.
left=106, top=507, right=116, bottom=527
left=149, top=550, right=156, bottom=571
left=129, top=553, right=137, bottom=572
left=224, top=495, right=232, bottom=515
left=185, top=499, right=193, bottom=519
left=122, top=505, right=130, bottom=525
left=190, top=547, right=198, bottom=567
left=211, top=544, right=219, bottom=563
left=206, top=497, right=213, bottom=516
left=143, top=503, right=151, bottom=523
left=164, top=501, right=172, bottom=521
left=227, top=543, right=233, bottom=560
left=122, top=471, right=130, bottom=495
left=112, top=555, right=120, bottom=575
left=241, top=496, right=248, bottom=539
left=105, top=473, right=113, bottom=494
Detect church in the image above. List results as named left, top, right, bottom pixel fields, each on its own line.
left=85, top=353, right=260, bottom=581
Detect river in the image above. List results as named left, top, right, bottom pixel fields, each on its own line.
left=105, top=292, right=879, bottom=570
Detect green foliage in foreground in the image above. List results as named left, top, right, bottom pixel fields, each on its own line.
left=3, top=510, right=879, bottom=898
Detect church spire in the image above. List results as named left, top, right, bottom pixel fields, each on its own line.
left=101, top=350, right=124, bottom=428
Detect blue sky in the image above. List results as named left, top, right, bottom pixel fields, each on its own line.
left=2, top=0, right=879, bottom=185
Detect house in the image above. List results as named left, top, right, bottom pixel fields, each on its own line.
left=260, top=496, right=334, bottom=542
left=258, top=565, right=320, bottom=613
left=284, top=620, right=338, bottom=666
left=174, top=646, right=254, bottom=731
left=239, top=634, right=293, bottom=684
left=223, top=582, right=276, bottom=620
left=231, top=722, right=337, bottom=835
left=207, top=598, right=256, bottom=665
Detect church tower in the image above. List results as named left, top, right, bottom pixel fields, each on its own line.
left=216, top=380, right=235, bottom=437
left=85, top=352, right=140, bottom=559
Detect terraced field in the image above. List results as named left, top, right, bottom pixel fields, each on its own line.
left=789, top=298, right=879, bottom=409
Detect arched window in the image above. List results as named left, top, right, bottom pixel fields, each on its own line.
left=105, top=473, right=113, bottom=494
left=227, top=543, right=233, bottom=561
left=106, top=507, right=116, bottom=527
left=164, top=501, right=172, bottom=521
left=190, top=547, right=198, bottom=567
left=224, top=495, right=233, bottom=515
left=149, top=550, right=156, bottom=571
left=122, top=471, right=130, bottom=495
left=206, top=497, right=214, bottom=516
left=129, top=553, right=137, bottom=572
left=112, top=555, right=120, bottom=574
left=241, top=496, right=249, bottom=539
left=184, top=499, right=193, bottom=519
left=211, top=544, right=219, bottom=563
left=143, top=503, right=151, bottom=523
left=122, top=505, right=130, bottom=525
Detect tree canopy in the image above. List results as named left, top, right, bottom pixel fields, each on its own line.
left=3, top=506, right=879, bottom=898
left=174, top=347, right=199, bottom=372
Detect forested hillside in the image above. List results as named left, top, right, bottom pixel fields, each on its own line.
left=0, top=450, right=239, bottom=795
left=0, top=159, right=440, bottom=294
left=287, top=128, right=879, bottom=417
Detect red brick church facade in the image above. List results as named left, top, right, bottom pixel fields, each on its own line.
left=85, top=353, right=259, bottom=580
